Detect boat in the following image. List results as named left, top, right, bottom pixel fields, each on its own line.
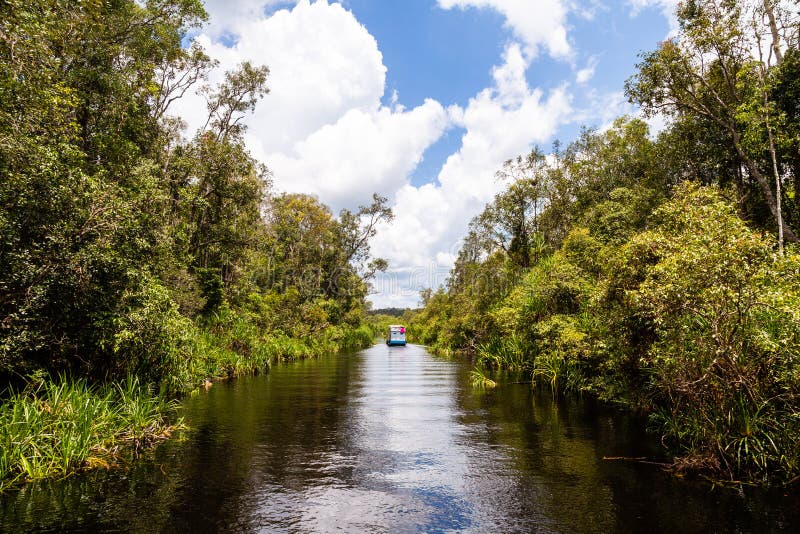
left=386, top=324, right=407, bottom=346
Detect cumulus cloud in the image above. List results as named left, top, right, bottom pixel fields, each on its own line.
left=173, top=1, right=386, bottom=151
left=198, top=0, right=287, bottom=38
left=170, top=0, right=449, bottom=212
left=437, top=0, right=571, bottom=59
left=370, top=43, right=572, bottom=307
left=268, top=100, right=450, bottom=210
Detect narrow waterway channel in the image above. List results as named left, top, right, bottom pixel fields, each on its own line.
left=2, top=343, right=799, bottom=532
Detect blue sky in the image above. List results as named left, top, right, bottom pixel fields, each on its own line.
left=175, top=0, right=677, bottom=307
left=340, top=0, right=671, bottom=187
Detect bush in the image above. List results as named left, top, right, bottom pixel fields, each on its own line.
left=605, top=184, right=800, bottom=481
left=100, top=276, right=194, bottom=390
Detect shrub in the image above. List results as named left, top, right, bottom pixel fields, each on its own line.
left=606, top=183, right=800, bottom=481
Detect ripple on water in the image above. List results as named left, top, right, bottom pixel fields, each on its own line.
left=1, top=343, right=799, bottom=532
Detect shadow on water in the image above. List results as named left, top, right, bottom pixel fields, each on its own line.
left=1, top=343, right=799, bottom=532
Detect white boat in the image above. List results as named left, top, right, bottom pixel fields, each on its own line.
left=386, top=325, right=407, bottom=346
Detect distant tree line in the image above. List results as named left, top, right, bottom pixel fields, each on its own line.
left=368, top=308, right=414, bottom=318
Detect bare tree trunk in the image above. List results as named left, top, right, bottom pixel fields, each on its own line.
left=762, top=0, right=784, bottom=65
left=755, top=8, right=786, bottom=252
left=731, top=129, right=798, bottom=243
left=766, top=115, right=784, bottom=253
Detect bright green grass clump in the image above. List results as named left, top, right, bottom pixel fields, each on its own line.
left=469, top=368, right=497, bottom=389
left=0, top=375, right=179, bottom=492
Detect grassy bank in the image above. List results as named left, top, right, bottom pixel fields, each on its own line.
left=0, top=320, right=375, bottom=493
left=0, top=376, right=178, bottom=492
left=171, top=314, right=375, bottom=393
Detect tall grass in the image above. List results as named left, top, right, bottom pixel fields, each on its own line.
left=0, top=375, right=179, bottom=492
left=469, top=368, right=497, bottom=389
left=476, top=334, right=531, bottom=371
left=531, top=352, right=586, bottom=394
left=337, top=324, right=375, bottom=351
left=166, top=315, right=376, bottom=394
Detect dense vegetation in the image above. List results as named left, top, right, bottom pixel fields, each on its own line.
left=411, top=0, right=800, bottom=484
left=0, top=1, right=385, bottom=487
left=3, top=0, right=798, bottom=490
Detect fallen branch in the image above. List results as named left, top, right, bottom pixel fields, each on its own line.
left=602, top=456, right=671, bottom=467
left=784, top=474, right=800, bottom=487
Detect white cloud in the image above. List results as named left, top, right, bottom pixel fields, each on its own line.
left=267, top=99, right=449, bottom=211
left=174, top=1, right=386, bottom=153
left=438, top=0, right=572, bottom=59
left=370, top=43, right=572, bottom=307
left=575, top=57, right=597, bottom=84
left=169, top=0, right=449, bottom=212
left=198, top=0, right=287, bottom=38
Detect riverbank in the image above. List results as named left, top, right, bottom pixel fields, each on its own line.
left=0, top=321, right=376, bottom=493
left=0, top=376, right=178, bottom=493
left=409, top=184, right=800, bottom=486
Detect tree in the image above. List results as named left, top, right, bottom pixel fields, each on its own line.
left=0, top=0, right=208, bottom=378
left=337, top=193, right=393, bottom=282
left=557, top=118, right=667, bottom=244
left=201, top=62, right=269, bottom=141
left=152, top=43, right=217, bottom=122
left=258, top=192, right=391, bottom=316
left=626, top=0, right=799, bottom=242
left=467, top=148, right=549, bottom=269
left=162, top=62, right=271, bottom=313
left=772, top=48, right=800, bottom=230
left=263, top=194, right=342, bottom=299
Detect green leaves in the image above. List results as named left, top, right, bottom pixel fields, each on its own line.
left=601, top=183, right=800, bottom=480
left=627, top=0, right=800, bottom=243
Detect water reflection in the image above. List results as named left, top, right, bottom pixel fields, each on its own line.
left=1, top=344, right=798, bottom=532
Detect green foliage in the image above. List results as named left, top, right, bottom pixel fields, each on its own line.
left=477, top=334, right=530, bottom=371
left=0, top=375, right=179, bottom=493
left=195, top=267, right=225, bottom=315
left=172, top=307, right=375, bottom=392
left=606, top=184, right=800, bottom=480
left=414, top=111, right=800, bottom=483
left=100, top=275, right=194, bottom=388
left=336, top=324, right=376, bottom=352
left=0, top=0, right=209, bottom=378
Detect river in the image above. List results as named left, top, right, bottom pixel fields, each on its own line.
left=1, top=343, right=798, bottom=532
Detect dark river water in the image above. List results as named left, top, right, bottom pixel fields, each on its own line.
left=2, top=343, right=799, bottom=532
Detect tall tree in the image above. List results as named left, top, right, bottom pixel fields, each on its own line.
left=626, top=0, right=799, bottom=242
left=0, top=0, right=207, bottom=377
left=468, top=148, right=548, bottom=269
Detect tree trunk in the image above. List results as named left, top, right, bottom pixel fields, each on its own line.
left=731, top=129, right=798, bottom=243
left=762, top=0, right=783, bottom=65
left=764, top=95, right=784, bottom=253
